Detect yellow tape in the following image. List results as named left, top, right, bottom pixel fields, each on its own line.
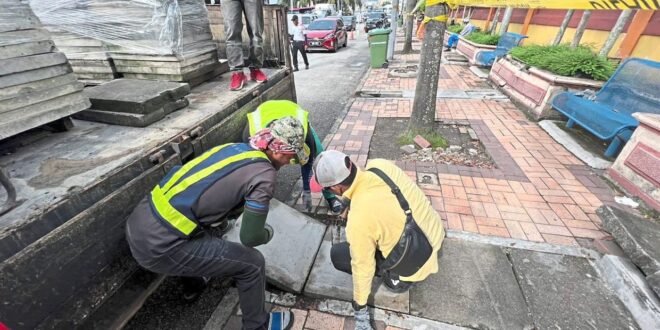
left=424, top=0, right=658, bottom=10
left=423, top=14, right=448, bottom=24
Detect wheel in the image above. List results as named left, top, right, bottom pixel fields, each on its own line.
left=331, top=42, right=338, bottom=53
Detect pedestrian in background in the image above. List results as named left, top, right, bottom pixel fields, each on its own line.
left=289, top=15, right=309, bottom=71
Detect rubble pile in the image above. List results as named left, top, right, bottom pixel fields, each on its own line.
left=0, top=0, right=90, bottom=140
left=400, top=142, right=496, bottom=168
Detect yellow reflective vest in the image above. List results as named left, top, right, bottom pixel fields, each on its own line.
left=247, top=100, right=309, bottom=136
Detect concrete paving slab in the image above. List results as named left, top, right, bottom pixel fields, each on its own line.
left=509, top=249, right=639, bottom=329
left=0, top=63, right=71, bottom=89
left=597, top=255, right=660, bottom=329
left=75, top=97, right=188, bottom=127
left=599, top=205, right=660, bottom=277
left=223, top=199, right=326, bottom=293
left=0, top=52, right=68, bottom=76
left=84, top=79, right=190, bottom=114
left=410, top=238, right=533, bottom=329
left=304, top=229, right=410, bottom=313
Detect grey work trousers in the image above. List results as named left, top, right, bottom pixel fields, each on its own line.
left=128, top=231, right=268, bottom=330
left=221, top=0, right=264, bottom=69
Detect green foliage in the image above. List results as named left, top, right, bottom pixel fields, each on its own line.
left=397, top=130, right=448, bottom=149
left=465, top=31, right=500, bottom=46
left=509, top=44, right=616, bottom=81
left=447, top=24, right=463, bottom=33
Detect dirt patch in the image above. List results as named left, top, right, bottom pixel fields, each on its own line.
left=389, top=65, right=418, bottom=78
left=369, top=118, right=495, bottom=168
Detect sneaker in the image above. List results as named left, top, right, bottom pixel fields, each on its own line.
left=444, top=47, right=451, bottom=52
left=329, top=198, right=345, bottom=215
left=229, top=71, right=247, bottom=91
left=382, top=272, right=413, bottom=293
left=305, top=64, right=309, bottom=70
left=182, top=276, right=210, bottom=301
left=294, top=67, right=299, bottom=72
left=266, top=311, right=294, bottom=330
left=250, top=68, right=268, bottom=83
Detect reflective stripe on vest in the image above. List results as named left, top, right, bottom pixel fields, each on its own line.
left=247, top=100, right=309, bottom=136
left=150, top=143, right=269, bottom=237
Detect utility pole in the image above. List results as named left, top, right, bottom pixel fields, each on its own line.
left=499, top=6, right=513, bottom=35
left=409, top=2, right=448, bottom=132
left=386, top=0, right=399, bottom=60
left=571, top=10, right=592, bottom=48
left=552, top=9, right=574, bottom=45
left=599, top=9, right=633, bottom=57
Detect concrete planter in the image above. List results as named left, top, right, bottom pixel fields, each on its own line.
left=489, top=56, right=604, bottom=121
left=608, top=113, right=660, bottom=212
left=455, top=35, right=497, bottom=65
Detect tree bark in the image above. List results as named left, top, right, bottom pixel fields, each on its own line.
left=571, top=10, right=591, bottom=48
left=599, top=9, right=634, bottom=57
left=489, top=7, right=501, bottom=34
left=408, top=3, right=447, bottom=132
left=499, top=7, right=513, bottom=35
left=552, top=9, right=574, bottom=46
left=402, top=0, right=416, bottom=53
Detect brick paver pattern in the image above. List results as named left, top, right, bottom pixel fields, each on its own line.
left=314, top=61, right=615, bottom=246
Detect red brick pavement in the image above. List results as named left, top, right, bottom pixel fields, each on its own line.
left=362, top=63, right=489, bottom=91
left=308, top=64, right=617, bottom=245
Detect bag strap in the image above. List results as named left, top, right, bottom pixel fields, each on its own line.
left=367, top=168, right=412, bottom=217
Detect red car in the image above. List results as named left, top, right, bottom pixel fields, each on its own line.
left=305, top=17, right=347, bottom=52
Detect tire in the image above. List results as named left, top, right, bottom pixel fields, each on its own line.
left=331, top=42, right=338, bottom=53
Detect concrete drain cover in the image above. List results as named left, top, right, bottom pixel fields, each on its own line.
left=388, top=65, right=418, bottom=78
left=417, top=172, right=439, bottom=185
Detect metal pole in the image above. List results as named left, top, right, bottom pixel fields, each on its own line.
left=387, top=0, right=399, bottom=60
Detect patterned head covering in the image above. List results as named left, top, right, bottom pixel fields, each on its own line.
left=249, top=116, right=309, bottom=165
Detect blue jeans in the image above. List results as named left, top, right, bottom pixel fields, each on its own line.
left=447, top=33, right=459, bottom=48
left=301, top=127, right=335, bottom=201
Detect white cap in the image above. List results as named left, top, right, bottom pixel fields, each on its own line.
left=312, top=150, right=351, bottom=189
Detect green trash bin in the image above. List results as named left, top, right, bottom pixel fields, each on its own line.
left=368, top=28, right=391, bottom=68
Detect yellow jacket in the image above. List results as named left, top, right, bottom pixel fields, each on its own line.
left=344, top=159, right=445, bottom=305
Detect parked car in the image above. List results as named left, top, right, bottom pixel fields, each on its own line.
left=305, top=17, right=347, bottom=52
left=364, top=11, right=386, bottom=33
left=342, top=15, right=356, bottom=31
left=287, top=13, right=317, bottom=33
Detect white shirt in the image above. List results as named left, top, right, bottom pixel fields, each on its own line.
left=291, top=24, right=306, bottom=41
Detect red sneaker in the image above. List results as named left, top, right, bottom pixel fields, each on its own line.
left=229, top=71, right=247, bottom=91
left=250, top=68, right=268, bottom=83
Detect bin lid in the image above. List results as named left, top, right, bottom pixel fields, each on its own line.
left=368, top=28, right=392, bottom=36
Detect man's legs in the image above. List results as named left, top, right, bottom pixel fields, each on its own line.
left=445, top=33, right=459, bottom=50
left=299, top=42, right=309, bottom=68
left=221, top=0, right=246, bottom=69
left=243, top=0, right=264, bottom=69
left=291, top=43, right=300, bottom=70
left=148, top=234, right=269, bottom=330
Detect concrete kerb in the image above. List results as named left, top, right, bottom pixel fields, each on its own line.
left=539, top=120, right=613, bottom=170
left=447, top=230, right=602, bottom=260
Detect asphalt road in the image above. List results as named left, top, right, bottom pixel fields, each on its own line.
left=273, top=26, right=370, bottom=202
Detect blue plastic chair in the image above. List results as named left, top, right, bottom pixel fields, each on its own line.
left=474, top=32, right=527, bottom=67
left=551, top=58, right=660, bottom=157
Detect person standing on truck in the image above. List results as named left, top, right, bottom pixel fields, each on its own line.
left=289, top=15, right=309, bottom=71
left=223, top=0, right=269, bottom=91
left=243, top=100, right=344, bottom=214
left=311, top=150, right=445, bottom=330
left=125, top=117, right=307, bottom=330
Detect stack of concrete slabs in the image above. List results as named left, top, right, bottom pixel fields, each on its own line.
left=0, top=0, right=90, bottom=140
left=76, top=78, right=191, bottom=127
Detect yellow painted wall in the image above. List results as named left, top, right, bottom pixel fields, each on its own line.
left=463, top=19, right=659, bottom=59
left=630, top=35, right=660, bottom=61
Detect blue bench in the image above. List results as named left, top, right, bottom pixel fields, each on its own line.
left=474, top=32, right=527, bottom=67
left=551, top=58, right=660, bottom=157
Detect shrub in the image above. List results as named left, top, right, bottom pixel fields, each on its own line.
left=465, top=31, right=500, bottom=45
left=509, top=44, right=616, bottom=81
left=447, top=24, right=463, bottom=33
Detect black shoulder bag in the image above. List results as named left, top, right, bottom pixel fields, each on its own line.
left=367, top=168, right=433, bottom=277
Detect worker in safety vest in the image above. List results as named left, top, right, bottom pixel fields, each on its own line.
left=243, top=100, right=344, bottom=214
left=125, top=117, right=305, bottom=330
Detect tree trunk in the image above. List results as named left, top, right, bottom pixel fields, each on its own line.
left=489, top=7, right=501, bottom=34
left=499, top=7, right=513, bottom=35
left=571, top=10, right=591, bottom=48
left=409, top=3, right=447, bottom=132
left=402, top=0, right=416, bottom=53
left=552, top=9, right=574, bottom=46
left=599, top=9, right=634, bottom=57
